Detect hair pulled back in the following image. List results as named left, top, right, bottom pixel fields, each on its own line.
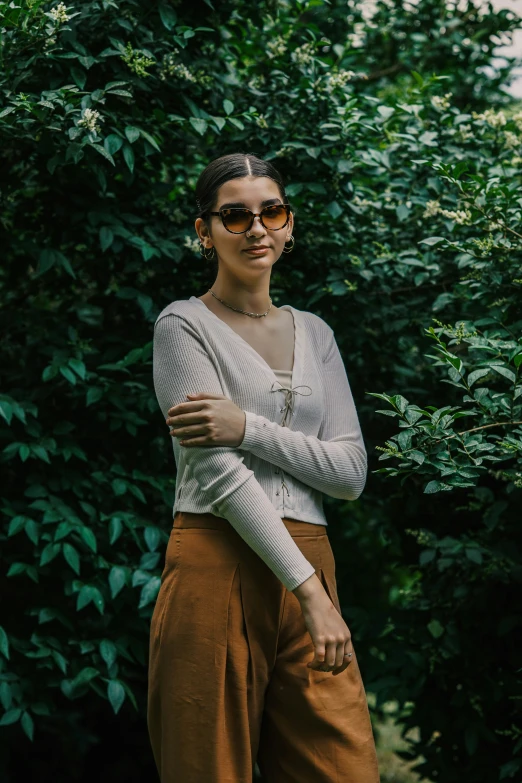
left=195, top=152, right=289, bottom=221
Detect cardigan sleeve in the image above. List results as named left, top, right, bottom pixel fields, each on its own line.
left=153, top=312, right=316, bottom=592
left=239, top=324, right=367, bottom=500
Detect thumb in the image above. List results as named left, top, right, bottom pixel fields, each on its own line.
left=186, top=393, right=225, bottom=400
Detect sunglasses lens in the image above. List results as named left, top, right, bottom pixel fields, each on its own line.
left=221, top=209, right=252, bottom=233
left=262, top=205, right=289, bottom=229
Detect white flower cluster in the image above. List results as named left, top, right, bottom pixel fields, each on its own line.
left=160, top=53, right=196, bottom=83
left=49, top=2, right=70, bottom=24
left=472, top=108, right=507, bottom=127
left=422, top=199, right=472, bottom=224
left=347, top=22, right=366, bottom=49
left=326, top=70, right=367, bottom=92
left=291, top=42, right=315, bottom=66
left=504, top=131, right=520, bottom=149
left=255, top=114, right=268, bottom=129
left=423, top=200, right=441, bottom=217
left=184, top=236, right=200, bottom=254
left=457, top=124, right=473, bottom=141
left=267, top=36, right=287, bottom=59
left=431, top=93, right=452, bottom=112
left=352, top=195, right=373, bottom=208
left=78, top=108, right=103, bottom=134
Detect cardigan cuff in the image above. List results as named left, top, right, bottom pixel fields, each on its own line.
left=240, top=409, right=268, bottom=451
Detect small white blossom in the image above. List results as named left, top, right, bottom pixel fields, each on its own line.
left=431, top=92, right=452, bottom=112
left=352, top=195, right=373, bottom=208
left=291, top=42, right=315, bottom=66
left=472, top=109, right=507, bottom=128
left=457, top=124, right=473, bottom=141
left=255, top=114, right=268, bottom=129
left=503, top=131, right=520, bottom=149
left=77, top=108, right=103, bottom=134
left=423, top=200, right=441, bottom=218
left=266, top=36, right=287, bottom=59
left=439, top=208, right=472, bottom=225
left=49, top=2, right=70, bottom=24
left=184, top=236, right=200, bottom=254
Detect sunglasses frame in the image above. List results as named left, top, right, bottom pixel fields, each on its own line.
left=207, top=204, right=292, bottom=234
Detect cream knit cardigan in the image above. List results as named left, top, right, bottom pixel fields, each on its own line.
left=152, top=296, right=367, bottom=592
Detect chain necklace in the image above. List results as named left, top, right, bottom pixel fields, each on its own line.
left=208, top=288, right=272, bottom=319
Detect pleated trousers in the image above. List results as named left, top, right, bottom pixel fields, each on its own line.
left=147, top=511, right=380, bottom=783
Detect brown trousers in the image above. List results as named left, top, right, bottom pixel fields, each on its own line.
left=147, top=511, right=380, bottom=783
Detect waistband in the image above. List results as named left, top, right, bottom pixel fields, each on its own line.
left=173, top=511, right=327, bottom=537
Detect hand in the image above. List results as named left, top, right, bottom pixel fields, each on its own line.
left=166, top=393, right=246, bottom=448
left=293, top=573, right=354, bottom=676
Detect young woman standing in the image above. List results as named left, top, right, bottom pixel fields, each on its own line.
left=148, top=152, right=380, bottom=782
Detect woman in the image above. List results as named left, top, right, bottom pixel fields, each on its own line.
left=148, top=152, right=380, bottom=782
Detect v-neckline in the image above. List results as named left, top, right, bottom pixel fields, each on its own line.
left=188, top=295, right=302, bottom=390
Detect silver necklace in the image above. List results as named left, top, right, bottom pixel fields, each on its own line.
left=208, top=288, right=272, bottom=319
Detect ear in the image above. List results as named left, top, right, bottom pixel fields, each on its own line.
left=195, top=216, right=211, bottom=245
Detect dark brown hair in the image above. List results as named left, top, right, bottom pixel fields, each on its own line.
left=195, top=152, right=289, bottom=220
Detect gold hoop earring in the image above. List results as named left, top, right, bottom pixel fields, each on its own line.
left=199, top=243, right=216, bottom=260
left=282, top=235, right=295, bottom=254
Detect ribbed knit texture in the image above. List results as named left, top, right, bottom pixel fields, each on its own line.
left=152, top=296, right=367, bottom=592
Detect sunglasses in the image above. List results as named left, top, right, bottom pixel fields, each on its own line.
left=207, top=204, right=291, bottom=234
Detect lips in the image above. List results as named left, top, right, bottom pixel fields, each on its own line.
left=244, top=246, right=270, bottom=251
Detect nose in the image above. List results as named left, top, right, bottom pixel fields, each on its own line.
left=247, top=215, right=267, bottom=237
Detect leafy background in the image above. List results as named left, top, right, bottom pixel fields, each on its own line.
left=1, top=0, right=521, bottom=781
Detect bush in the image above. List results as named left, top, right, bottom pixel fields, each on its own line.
left=1, top=0, right=521, bottom=780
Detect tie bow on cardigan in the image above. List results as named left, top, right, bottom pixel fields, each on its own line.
left=270, top=382, right=313, bottom=429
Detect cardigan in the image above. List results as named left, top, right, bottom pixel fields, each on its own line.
left=152, top=295, right=367, bottom=592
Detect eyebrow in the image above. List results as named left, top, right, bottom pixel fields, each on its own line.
left=217, top=197, right=283, bottom=210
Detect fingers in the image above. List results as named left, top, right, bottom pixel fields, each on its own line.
left=308, top=639, right=353, bottom=674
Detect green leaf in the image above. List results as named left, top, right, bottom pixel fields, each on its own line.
left=77, top=585, right=105, bottom=614
left=100, top=639, right=117, bottom=669
left=491, top=365, right=516, bottom=383
left=40, top=543, right=61, bottom=566
left=63, top=543, right=80, bottom=575
left=104, top=134, right=123, bottom=155
left=122, top=143, right=134, bottom=173
left=89, top=144, right=115, bottom=166
left=468, top=368, right=490, bottom=387
left=0, top=626, right=10, bottom=660
left=109, top=566, right=127, bottom=598
left=158, top=2, right=177, bottom=30
left=108, top=680, right=126, bottom=714
left=418, top=236, right=446, bottom=246
left=465, top=548, right=483, bottom=564
left=79, top=526, right=97, bottom=554
left=99, top=226, right=114, bottom=252
left=223, top=99, right=234, bottom=115
left=125, top=126, right=140, bottom=144
left=0, top=708, right=21, bottom=726
left=427, top=619, right=444, bottom=638
left=139, top=576, right=161, bottom=608
left=326, top=201, right=342, bottom=220
left=21, top=711, right=34, bottom=741
left=424, top=480, right=447, bottom=494
left=109, top=517, right=123, bottom=544
left=189, top=118, right=207, bottom=136
left=419, top=549, right=436, bottom=565
left=144, top=526, right=160, bottom=552
left=70, top=67, right=87, bottom=90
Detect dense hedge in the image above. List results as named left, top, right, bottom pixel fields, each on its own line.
left=1, top=1, right=521, bottom=781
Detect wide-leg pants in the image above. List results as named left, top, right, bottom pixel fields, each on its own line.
left=147, top=511, right=380, bottom=783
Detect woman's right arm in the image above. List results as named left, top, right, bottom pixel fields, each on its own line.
left=153, top=312, right=316, bottom=593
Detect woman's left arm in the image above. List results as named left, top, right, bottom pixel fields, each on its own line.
left=238, top=326, right=367, bottom=501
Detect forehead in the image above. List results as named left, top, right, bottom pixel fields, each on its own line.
left=216, top=176, right=281, bottom=207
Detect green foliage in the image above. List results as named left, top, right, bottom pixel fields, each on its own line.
left=1, top=0, right=521, bottom=780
